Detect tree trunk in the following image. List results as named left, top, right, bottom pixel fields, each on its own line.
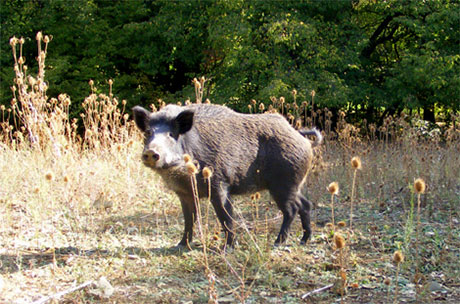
left=423, top=104, right=435, bottom=122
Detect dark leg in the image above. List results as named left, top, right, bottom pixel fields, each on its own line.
left=271, top=190, right=300, bottom=245
left=298, top=194, right=312, bottom=245
left=211, top=186, right=235, bottom=247
left=177, top=196, right=196, bottom=247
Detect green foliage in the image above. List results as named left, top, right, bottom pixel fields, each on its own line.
left=1, top=0, right=458, bottom=122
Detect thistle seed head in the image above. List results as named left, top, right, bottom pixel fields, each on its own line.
left=328, top=182, right=339, bottom=195
left=202, top=167, right=212, bottom=179
left=414, top=178, right=426, bottom=194
left=334, top=234, right=346, bottom=249
left=393, top=251, right=404, bottom=264
left=351, top=156, right=362, bottom=170
left=255, top=192, right=261, bottom=200
left=186, top=162, right=198, bottom=176
left=9, top=36, right=18, bottom=47
left=183, top=154, right=192, bottom=163
left=45, top=171, right=54, bottom=181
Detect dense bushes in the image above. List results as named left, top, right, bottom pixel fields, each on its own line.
left=1, top=0, right=458, bottom=123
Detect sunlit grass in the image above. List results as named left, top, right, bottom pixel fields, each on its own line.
left=1, top=33, right=459, bottom=303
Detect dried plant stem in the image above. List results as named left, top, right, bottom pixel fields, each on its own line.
left=415, top=192, right=422, bottom=301
left=339, top=249, right=346, bottom=304
left=265, top=209, right=270, bottom=251
left=190, top=174, right=218, bottom=303
left=205, top=176, right=212, bottom=237
left=350, top=169, right=357, bottom=229
left=394, top=263, right=401, bottom=304
left=189, top=173, right=218, bottom=303
left=386, top=280, right=391, bottom=301
left=255, top=201, right=259, bottom=233
left=331, top=194, right=335, bottom=226
left=415, top=193, right=422, bottom=264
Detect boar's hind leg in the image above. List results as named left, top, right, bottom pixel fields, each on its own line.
left=298, top=194, right=312, bottom=245
left=178, top=196, right=196, bottom=247
left=211, top=186, right=235, bottom=247
left=271, top=190, right=300, bottom=245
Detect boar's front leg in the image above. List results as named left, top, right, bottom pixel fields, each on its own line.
left=211, top=185, right=235, bottom=247
left=177, top=196, right=196, bottom=248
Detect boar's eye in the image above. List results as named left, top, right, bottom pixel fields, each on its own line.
left=145, top=129, right=154, bottom=137
left=169, top=132, right=178, bottom=139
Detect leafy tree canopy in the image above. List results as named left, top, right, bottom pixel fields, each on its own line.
left=1, top=0, right=458, bottom=122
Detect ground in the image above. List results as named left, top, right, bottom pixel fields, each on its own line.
left=1, top=136, right=459, bottom=303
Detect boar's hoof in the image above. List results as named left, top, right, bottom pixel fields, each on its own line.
left=169, top=243, right=192, bottom=253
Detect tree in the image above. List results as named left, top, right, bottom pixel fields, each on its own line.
left=1, top=0, right=457, bottom=123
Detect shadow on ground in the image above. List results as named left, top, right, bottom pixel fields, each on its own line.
left=0, top=245, right=193, bottom=275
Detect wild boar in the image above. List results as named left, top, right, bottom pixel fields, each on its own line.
left=133, top=103, right=322, bottom=248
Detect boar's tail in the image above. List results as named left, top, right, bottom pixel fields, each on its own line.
left=299, top=128, right=323, bottom=148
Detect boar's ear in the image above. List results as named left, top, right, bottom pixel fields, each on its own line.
left=132, top=106, right=150, bottom=132
left=174, top=110, right=194, bottom=135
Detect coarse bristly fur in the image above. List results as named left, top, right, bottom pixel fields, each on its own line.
left=133, top=103, right=322, bottom=248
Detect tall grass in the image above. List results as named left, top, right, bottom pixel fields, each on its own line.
left=1, top=33, right=459, bottom=303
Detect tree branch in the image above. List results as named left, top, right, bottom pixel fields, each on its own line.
left=301, top=283, right=334, bottom=299
left=31, top=280, right=94, bottom=304
left=361, top=13, right=402, bottom=59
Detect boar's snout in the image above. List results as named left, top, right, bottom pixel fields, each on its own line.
left=142, top=149, right=160, bottom=164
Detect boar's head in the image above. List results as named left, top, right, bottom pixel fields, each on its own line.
left=132, top=105, right=194, bottom=169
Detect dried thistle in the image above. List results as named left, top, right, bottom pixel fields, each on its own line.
left=337, top=221, right=346, bottom=228
left=349, top=156, right=362, bottom=229
left=186, top=162, right=198, bottom=176
left=183, top=154, right=192, bottom=163
left=202, top=167, right=213, bottom=179
left=254, top=192, right=261, bottom=200
left=393, top=251, right=404, bottom=264
left=334, top=234, right=346, bottom=249
left=45, top=171, right=54, bottom=181
left=328, top=182, right=339, bottom=195
left=328, top=182, right=339, bottom=225
left=259, top=103, right=265, bottom=112
left=392, top=250, right=404, bottom=304
left=414, top=178, right=426, bottom=194
left=9, top=36, right=18, bottom=47
left=351, top=156, right=362, bottom=170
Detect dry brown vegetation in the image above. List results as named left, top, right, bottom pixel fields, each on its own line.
left=1, top=33, right=459, bottom=304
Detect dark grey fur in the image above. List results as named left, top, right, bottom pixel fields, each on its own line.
left=133, top=103, right=322, bottom=248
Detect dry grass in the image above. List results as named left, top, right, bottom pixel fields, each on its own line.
left=1, top=33, right=459, bottom=303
